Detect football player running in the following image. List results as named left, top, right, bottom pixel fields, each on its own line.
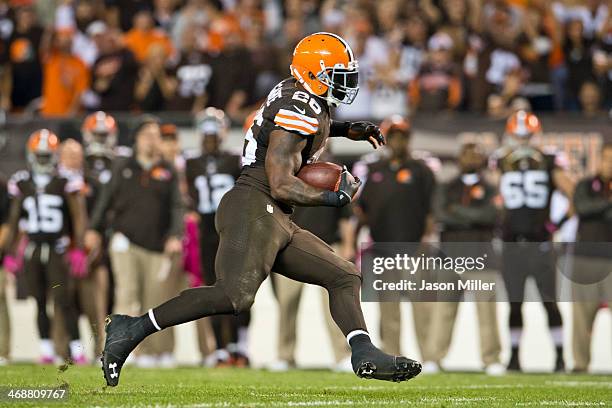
left=3, top=130, right=88, bottom=364
left=102, top=32, right=422, bottom=386
left=495, top=111, right=574, bottom=372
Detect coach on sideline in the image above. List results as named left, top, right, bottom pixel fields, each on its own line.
left=86, top=115, right=184, bottom=367
left=571, top=143, right=612, bottom=373
left=354, top=115, right=436, bottom=358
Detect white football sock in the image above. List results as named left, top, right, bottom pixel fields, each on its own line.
left=69, top=340, right=84, bottom=358
left=346, top=330, right=369, bottom=346
left=148, top=309, right=162, bottom=331
left=40, top=339, right=55, bottom=358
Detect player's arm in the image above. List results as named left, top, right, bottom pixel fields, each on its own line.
left=330, top=120, right=385, bottom=149
left=552, top=168, right=575, bottom=201
left=66, top=192, right=87, bottom=249
left=1, top=196, right=23, bottom=253
left=266, top=129, right=360, bottom=207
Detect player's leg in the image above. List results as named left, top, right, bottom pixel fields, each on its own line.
left=102, top=187, right=290, bottom=386
left=501, top=244, right=527, bottom=371
left=533, top=245, right=564, bottom=371
left=24, top=246, right=54, bottom=362
left=49, top=248, right=84, bottom=363
left=0, top=263, right=11, bottom=362
left=273, top=226, right=421, bottom=382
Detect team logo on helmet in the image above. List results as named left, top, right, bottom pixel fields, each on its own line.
left=290, top=32, right=359, bottom=107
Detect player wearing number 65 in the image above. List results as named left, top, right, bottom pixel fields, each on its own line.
left=2, top=129, right=88, bottom=364
left=492, top=110, right=575, bottom=373
left=101, top=32, right=421, bottom=387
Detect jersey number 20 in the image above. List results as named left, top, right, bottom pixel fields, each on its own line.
left=500, top=170, right=549, bottom=209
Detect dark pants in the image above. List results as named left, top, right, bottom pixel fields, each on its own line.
left=501, top=242, right=562, bottom=329
left=200, top=237, right=251, bottom=350
left=24, top=243, right=80, bottom=341
left=155, top=185, right=367, bottom=336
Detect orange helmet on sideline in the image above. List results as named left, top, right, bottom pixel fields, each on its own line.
left=27, top=129, right=60, bottom=174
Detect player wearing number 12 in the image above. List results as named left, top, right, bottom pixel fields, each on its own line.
left=2, top=130, right=88, bottom=364
left=185, top=108, right=250, bottom=366
left=102, top=32, right=421, bottom=387
left=494, top=111, right=575, bottom=372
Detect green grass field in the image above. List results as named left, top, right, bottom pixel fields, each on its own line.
left=0, top=365, right=610, bottom=407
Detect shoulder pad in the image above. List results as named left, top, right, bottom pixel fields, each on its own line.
left=8, top=170, right=30, bottom=197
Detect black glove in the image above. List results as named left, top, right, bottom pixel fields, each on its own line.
left=324, top=167, right=361, bottom=207
left=331, top=120, right=385, bottom=149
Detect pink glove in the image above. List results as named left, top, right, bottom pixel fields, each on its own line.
left=2, top=254, right=23, bottom=276
left=66, top=248, right=88, bottom=278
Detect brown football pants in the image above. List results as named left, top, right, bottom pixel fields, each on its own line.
left=154, top=186, right=367, bottom=337
left=272, top=273, right=350, bottom=364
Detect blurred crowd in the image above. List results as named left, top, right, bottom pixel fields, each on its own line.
left=0, top=0, right=611, bottom=122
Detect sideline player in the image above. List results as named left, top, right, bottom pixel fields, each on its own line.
left=186, top=108, right=250, bottom=366
left=495, top=111, right=574, bottom=372
left=102, top=32, right=422, bottom=386
left=3, top=130, right=88, bottom=364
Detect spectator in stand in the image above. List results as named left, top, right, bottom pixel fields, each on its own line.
left=486, top=69, right=524, bottom=118
left=397, top=15, right=428, bottom=86
left=90, top=24, right=139, bottom=111
left=244, top=14, right=283, bottom=103
left=578, top=81, right=604, bottom=116
left=591, top=49, right=612, bottom=109
left=564, top=18, right=596, bottom=110
left=123, top=9, right=174, bottom=63
left=106, top=0, right=154, bottom=32
left=166, top=23, right=211, bottom=113
left=336, top=12, right=390, bottom=120
left=2, top=4, right=43, bottom=112
left=205, top=15, right=255, bottom=122
left=515, top=1, right=563, bottom=111
left=153, top=0, right=177, bottom=33
left=171, top=0, right=215, bottom=48
left=135, top=43, right=177, bottom=112
left=54, top=0, right=101, bottom=66
left=409, top=32, right=462, bottom=112
left=40, top=28, right=89, bottom=117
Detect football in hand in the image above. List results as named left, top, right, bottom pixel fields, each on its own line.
left=297, top=162, right=351, bottom=192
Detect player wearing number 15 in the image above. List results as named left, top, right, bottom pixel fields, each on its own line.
left=3, top=129, right=88, bottom=364
left=494, top=111, right=575, bottom=373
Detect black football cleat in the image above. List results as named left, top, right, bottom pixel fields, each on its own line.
left=554, top=355, right=566, bottom=373
left=351, top=344, right=421, bottom=382
left=101, top=314, right=149, bottom=387
left=507, top=350, right=521, bottom=372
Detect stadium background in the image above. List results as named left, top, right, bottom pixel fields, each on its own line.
left=0, top=0, right=611, bottom=373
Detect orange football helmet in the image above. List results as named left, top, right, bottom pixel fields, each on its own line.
left=81, top=111, right=118, bottom=157
left=505, top=110, right=541, bottom=139
left=290, top=32, right=359, bottom=106
left=27, top=129, right=60, bottom=174
left=380, top=114, right=411, bottom=137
